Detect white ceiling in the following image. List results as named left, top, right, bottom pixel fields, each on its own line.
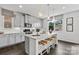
left=0, top=4, right=79, bottom=19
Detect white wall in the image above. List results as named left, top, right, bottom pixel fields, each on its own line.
left=58, top=11, right=79, bottom=44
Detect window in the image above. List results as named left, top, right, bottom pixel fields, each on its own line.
left=1, top=8, right=14, bottom=28
left=4, top=16, right=12, bottom=28
left=49, top=22, right=54, bottom=33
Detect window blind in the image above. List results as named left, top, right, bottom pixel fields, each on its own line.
left=1, top=8, right=14, bottom=17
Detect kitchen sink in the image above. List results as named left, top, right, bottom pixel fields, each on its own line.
left=32, top=34, right=40, bottom=36
left=0, top=32, right=4, bottom=34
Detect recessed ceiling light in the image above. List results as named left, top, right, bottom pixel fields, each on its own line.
left=38, top=12, right=43, bottom=17
left=48, top=17, right=50, bottom=19
left=19, top=5, right=23, bottom=8
left=62, top=6, right=66, bottom=9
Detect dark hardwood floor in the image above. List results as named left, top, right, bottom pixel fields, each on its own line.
left=0, top=41, right=79, bottom=55
left=0, top=42, right=25, bottom=55
left=49, top=41, right=79, bottom=55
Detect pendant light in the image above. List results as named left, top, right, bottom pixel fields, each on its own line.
left=52, top=5, right=58, bottom=32
left=47, top=4, right=57, bottom=32
left=51, top=5, right=57, bottom=23
left=47, top=4, right=56, bottom=22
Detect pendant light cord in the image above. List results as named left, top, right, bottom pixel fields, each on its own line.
left=52, top=5, right=55, bottom=20
left=47, top=4, right=50, bottom=19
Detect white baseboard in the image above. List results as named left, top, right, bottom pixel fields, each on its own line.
left=58, top=39, right=79, bottom=44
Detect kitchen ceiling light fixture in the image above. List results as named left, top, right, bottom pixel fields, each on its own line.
left=38, top=12, right=43, bottom=17
left=47, top=4, right=56, bottom=23
left=51, top=5, right=59, bottom=23
left=19, top=5, right=23, bottom=8
left=62, top=6, right=66, bottom=9
left=51, top=8, right=56, bottom=23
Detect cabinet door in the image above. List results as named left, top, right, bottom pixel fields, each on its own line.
left=21, top=36, right=25, bottom=42
left=15, top=33, right=21, bottom=43
left=14, top=13, right=21, bottom=27
left=20, top=15, right=24, bottom=27
left=20, top=33, right=25, bottom=42
left=14, top=13, right=24, bottom=27
left=8, top=34, right=16, bottom=45
left=0, top=16, right=4, bottom=28
left=0, top=35, right=8, bottom=48
left=25, top=36, right=29, bottom=54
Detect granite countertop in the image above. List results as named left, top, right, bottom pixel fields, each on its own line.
left=25, top=32, right=57, bottom=41
left=0, top=28, right=23, bottom=35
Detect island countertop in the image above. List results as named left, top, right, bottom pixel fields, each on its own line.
left=25, top=32, right=57, bottom=41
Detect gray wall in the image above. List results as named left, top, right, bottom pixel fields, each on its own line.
left=42, top=11, right=79, bottom=44
left=58, top=10, right=79, bottom=44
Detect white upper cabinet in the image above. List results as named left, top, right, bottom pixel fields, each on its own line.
left=25, top=15, right=42, bottom=29
left=20, top=14, right=24, bottom=27
left=0, top=8, right=4, bottom=29
left=14, top=12, right=24, bottom=27
left=25, top=15, right=29, bottom=23
left=14, top=13, right=20, bottom=27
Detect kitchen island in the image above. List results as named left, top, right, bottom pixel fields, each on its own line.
left=25, top=32, right=58, bottom=55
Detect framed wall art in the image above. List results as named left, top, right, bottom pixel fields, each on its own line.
left=66, top=17, right=73, bottom=32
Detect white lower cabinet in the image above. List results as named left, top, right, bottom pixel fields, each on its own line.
left=0, top=33, right=25, bottom=48
left=8, top=34, right=16, bottom=45
left=15, top=33, right=22, bottom=43
left=21, top=33, right=25, bottom=42
left=15, top=33, right=25, bottom=43
left=0, top=35, right=8, bottom=48
left=21, top=36, right=25, bottom=42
